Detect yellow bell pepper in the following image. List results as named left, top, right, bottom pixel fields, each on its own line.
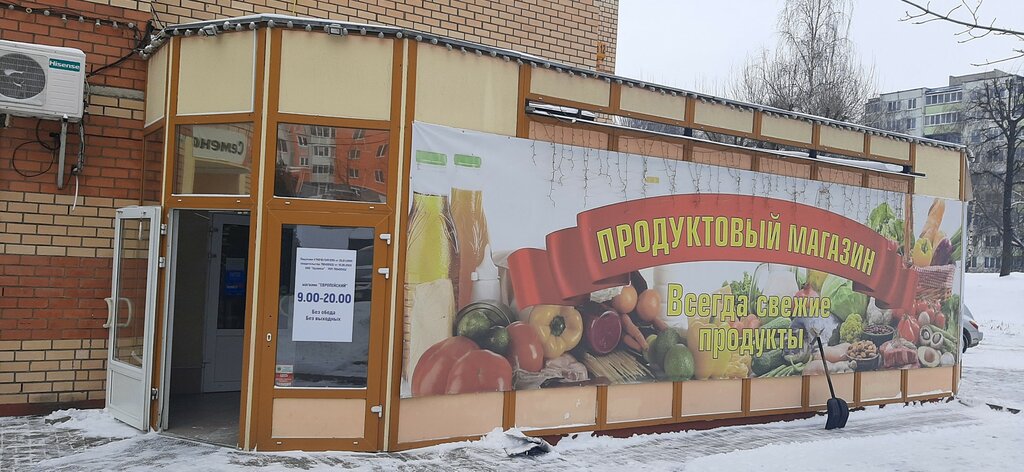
left=687, top=315, right=735, bottom=379
left=686, top=285, right=747, bottom=379
left=529, top=305, right=584, bottom=359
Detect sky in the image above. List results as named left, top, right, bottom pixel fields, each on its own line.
left=616, top=0, right=1024, bottom=96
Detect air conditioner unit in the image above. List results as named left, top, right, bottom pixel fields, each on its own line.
left=0, top=39, right=85, bottom=121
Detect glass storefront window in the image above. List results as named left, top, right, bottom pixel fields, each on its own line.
left=174, top=123, right=254, bottom=195
left=274, top=124, right=389, bottom=203
left=275, top=224, right=375, bottom=388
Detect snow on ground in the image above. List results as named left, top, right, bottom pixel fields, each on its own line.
left=959, top=272, right=1024, bottom=408
left=43, top=409, right=140, bottom=439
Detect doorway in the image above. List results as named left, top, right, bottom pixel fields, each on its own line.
left=164, top=210, right=251, bottom=447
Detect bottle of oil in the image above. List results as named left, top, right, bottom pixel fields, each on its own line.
left=404, top=151, right=458, bottom=381
left=451, top=154, right=490, bottom=310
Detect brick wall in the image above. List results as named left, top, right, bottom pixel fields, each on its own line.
left=0, top=339, right=107, bottom=408
left=0, top=0, right=150, bottom=413
left=148, top=0, right=619, bottom=72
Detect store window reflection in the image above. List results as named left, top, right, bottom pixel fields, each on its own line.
left=274, top=124, right=389, bottom=203
left=174, top=123, right=254, bottom=195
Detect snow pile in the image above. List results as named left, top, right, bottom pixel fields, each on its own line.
left=44, top=408, right=140, bottom=439
left=964, top=272, right=1024, bottom=335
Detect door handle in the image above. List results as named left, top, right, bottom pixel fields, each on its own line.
left=103, top=297, right=134, bottom=328
left=377, top=267, right=390, bottom=279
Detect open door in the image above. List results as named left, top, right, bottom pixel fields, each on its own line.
left=202, top=213, right=249, bottom=393
left=105, top=206, right=161, bottom=430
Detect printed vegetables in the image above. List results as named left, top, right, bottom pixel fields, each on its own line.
left=445, top=349, right=513, bottom=394
left=911, top=237, right=934, bottom=268
left=412, top=336, right=480, bottom=396
left=820, top=275, right=868, bottom=321
left=868, top=202, right=905, bottom=246
left=528, top=305, right=583, bottom=359
left=505, top=322, right=545, bottom=372
left=839, top=313, right=864, bottom=343
left=897, top=314, right=920, bottom=345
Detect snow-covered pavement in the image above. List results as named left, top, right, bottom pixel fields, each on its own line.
left=1, top=273, right=1021, bottom=471
left=958, top=273, right=1024, bottom=410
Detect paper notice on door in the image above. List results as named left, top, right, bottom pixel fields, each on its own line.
left=291, top=247, right=358, bottom=342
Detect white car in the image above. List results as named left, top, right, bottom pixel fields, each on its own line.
left=962, top=306, right=983, bottom=352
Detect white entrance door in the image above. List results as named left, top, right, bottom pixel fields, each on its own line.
left=201, top=213, right=249, bottom=392
left=105, top=206, right=161, bottom=430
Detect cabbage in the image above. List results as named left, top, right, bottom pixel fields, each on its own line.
left=867, top=203, right=904, bottom=246
left=821, top=275, right=868, bottom=322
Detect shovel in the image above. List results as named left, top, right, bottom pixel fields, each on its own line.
left=816, top=336, right=849, bottom=430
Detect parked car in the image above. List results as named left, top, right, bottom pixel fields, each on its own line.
left=962, top=305, right=983, bottom=352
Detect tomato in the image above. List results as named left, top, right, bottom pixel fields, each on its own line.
left=505, top=321, right=545, bottom=372
left=411, top=336, right=479, bottom=396
left=445, top=349, right=513, bottom=394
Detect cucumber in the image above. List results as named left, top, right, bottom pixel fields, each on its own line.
left=752, top=349, right=785, bottom=376
left=761, top=317, right=790, bottom=331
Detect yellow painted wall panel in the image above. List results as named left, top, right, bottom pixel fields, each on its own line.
left=515, top=386, right=597, bottom=429
left=870, top=136, right=911, bottom=161
left=271, top=398, right=365, bottom=438
left=819, top=126, right=864, bottom=153
left=530, top=67, right=609, bottom=108
left=761, top=115, right=812, bottom=144
left=914, top=146, right=962, bottom=199
left=907, top=367, right=954, bottom=396
left=860, top=370, right=902, bottom=401
left=808, top=373, right=855, bottom=407
left=145, top=45, right=168, bottom=126
left=397, top=393, right=504, bottom=443
left=749, top=377, right=802, bottom=411
left=176, top=33, right=255, bottom=115
left=415, top=45, right=518, bottom=136
left=680, top=379, right=742, bottom=416
left=693, top=101, right=754, bottom=134
left=619, top=86, right=686, bottom=121
left=606, top=383, right=673, bottom=423
left=279, top=32, right=392, bottom=120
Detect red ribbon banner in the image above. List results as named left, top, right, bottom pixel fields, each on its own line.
left=508, top=194, right=917, bottom=312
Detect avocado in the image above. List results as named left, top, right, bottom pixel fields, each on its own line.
left=650, top=328, right=681, bottom=367
left=664, top=344, right=695, bottom=381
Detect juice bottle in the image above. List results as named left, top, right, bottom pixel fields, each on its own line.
left=404, top=151, right=458, bottom=381
left=450, top=154, right=489, bottom=309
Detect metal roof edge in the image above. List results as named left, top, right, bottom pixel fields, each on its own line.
left=151, top=14, right=966, bottom=153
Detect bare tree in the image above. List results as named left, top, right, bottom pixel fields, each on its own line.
left=965, top=77, right=1024, bottom=275
left=900, top=0, right=1024, bottom=66
left=733, top=0, right=875, bottom=122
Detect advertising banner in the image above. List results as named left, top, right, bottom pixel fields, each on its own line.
left=401, top=122, right=963, bottom=398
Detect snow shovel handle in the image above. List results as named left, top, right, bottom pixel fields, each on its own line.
left=816, top=336, right=837, bottom=399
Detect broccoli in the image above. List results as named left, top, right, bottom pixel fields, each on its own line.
left=839, top=313, right=864, bottom=344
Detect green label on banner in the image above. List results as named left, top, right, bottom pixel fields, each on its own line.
left=415, top=150, right=447, bottom=166
left=454, top=154, right=482, bottom=168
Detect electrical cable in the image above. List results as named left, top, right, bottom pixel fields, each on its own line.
left=87, top=20, right=153, bottom=78
left=9, top=139, right=57, bottom=178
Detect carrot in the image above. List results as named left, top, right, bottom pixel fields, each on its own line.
left=920, top=199, right=945, bottom=240
left=652, top=317, right=669, bottom=332
left=622, top=334, right=642, bottom=351
left=621, top=313, right=648, bottom=350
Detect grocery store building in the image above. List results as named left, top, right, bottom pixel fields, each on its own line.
left=0, top=1, right=971, bottom=454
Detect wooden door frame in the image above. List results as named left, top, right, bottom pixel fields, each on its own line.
left=252, top=208, right=393, bottom=451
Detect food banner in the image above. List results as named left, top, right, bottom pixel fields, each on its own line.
left=401, top=121, right=964, bottom=398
